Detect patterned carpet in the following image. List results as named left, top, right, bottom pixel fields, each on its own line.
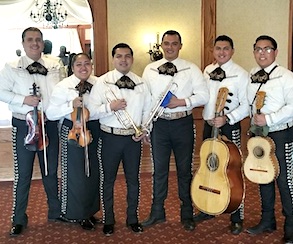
left=0, top=171, right=284, bottom=244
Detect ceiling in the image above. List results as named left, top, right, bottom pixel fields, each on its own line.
left=0, top=0, right=92, bottom=29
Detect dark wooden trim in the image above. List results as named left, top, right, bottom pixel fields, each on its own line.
left=88, top=0, right=109, bottom=76
left=201, top=0, right=216, bottom=71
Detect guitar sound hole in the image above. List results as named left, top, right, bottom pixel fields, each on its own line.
left=207, top=154, right=219, bottom=171
left=253, top=146, right=264, bottom=158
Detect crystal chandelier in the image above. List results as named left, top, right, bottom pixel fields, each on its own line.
left=30, top=0, right=68, bottom=29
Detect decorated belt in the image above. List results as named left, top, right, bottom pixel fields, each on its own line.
left=100, top=124, right=135, bottom=136
left=159, top=110, right=193, bottom=120
left=12, top=113, right=26, bottom=120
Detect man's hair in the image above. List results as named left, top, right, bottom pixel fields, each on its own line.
left=111, top=43, right=133, bottom=57
left=22, top=27, right=43, bottom=42
left=214, top=35, right=234, bottom=49
left=253, top=35, right=278, bottom=50
left=161, top=30, right=182, bottom=44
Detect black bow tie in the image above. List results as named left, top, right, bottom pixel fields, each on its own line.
left=251, top=69, right=269, bottom=84
left=157, top=62, right=178, bottom=76
left=75, top=81, right=93, bottom=95
left=209, top=67, right=226, bottom=81
left=115, top=75, right=136, bottom=89
left=251, top=65, right=278, bottom=84
left=26, top=61, right=48, bottom=76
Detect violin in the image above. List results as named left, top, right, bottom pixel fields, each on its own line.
left=68, top=90, right=92, bottom=147
left=24, top=83, right=49, bottom=151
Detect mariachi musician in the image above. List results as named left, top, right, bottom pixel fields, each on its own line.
left=46, top=53, right=101, bottom=231
left=194, top=35, right=249, bottom=235
left=0, top=27, right=65, bottom=236
left=246, top=35, right=293, bottom=244
left=141, top=30, right=209, bottom=232
left=88, top=43, right=151, bottom=236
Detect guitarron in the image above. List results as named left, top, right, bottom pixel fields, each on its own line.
left=191, top=87, right=244, bottom=215
left=244, top=91, right=279, bottom=184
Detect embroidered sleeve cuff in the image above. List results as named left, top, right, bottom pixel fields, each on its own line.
left=185, top=98, right=192, bottom=108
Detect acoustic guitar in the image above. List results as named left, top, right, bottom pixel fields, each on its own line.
left=244, top=91, right=279, bottom=184
left=191, top=87, right=244, bottom=215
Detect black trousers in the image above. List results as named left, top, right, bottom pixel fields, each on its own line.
left=258, top=126, right=293, bottom=235
left=203, top=121, right=244, bottom=223
left=11, top=118, right=60, bottom=225
left=100, top=130, right=141, bottom=225
left=150, top=115, right=194, bottom=221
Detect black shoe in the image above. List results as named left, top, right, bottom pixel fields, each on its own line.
left=127, top=222, right=143, bottom=233
left=181, top=219, right=195, bottom=231
left=230, top=222, right=243, bottom=235
left=10, top=224, right=25, bottom=237
left=284, top=238, right=293, bottom=244
left=141, top=215, right=166, bottom=227
left=103, top=224, right=114, bottom=236
left=80, top=219, right=95, bottom=231
left=246, top=222, right=276, bottom=235
left=90, top=216, right=102, bottom=225
left=284, top=233, right=293, bottom=244
left=193, top=212, right=215, bottom=223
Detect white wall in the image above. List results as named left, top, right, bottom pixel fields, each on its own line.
left=107, top=0, right=202, bottom=76
left=107, top=0, right=290, bottom=74
left=216, top=0, right=289, bottom=71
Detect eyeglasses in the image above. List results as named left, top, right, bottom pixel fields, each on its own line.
left=254, top=46, right=275, bottom=54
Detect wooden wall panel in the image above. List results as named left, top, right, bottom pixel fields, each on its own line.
left=201, top=0, right=216, bottom=71
left=88, top=0, right=109, bottom=76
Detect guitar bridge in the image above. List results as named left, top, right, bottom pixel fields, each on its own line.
left=199, top=185, right=220, bottom=195
left=249, top=168, right=268, bottom=173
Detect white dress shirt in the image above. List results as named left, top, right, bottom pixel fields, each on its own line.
left=46, top=74, right=98, bottom=121
left=88, top=69, right=151, bottom=129
left=248, top=61, right=293, bottom=129
left=0, top=55, right=65, bottom=116
left=142, top=57, right=209, bottom=113
left=202, top=59, right=250, bottom=125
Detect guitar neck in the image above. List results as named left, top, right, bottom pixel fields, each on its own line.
left=211, top=112, right=220, bottom=139
left=254, top=109, right=262, bottom=136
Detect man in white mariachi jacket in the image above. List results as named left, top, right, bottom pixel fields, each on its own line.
left=194, top=35, right=249, bottom=235
left=0, top=27, right=65, bottom=237
left=88, top=43, right=151, bottom=236
left=246, top=35, right=293, bottom=244
left=141, top=30, right=209, bottom=231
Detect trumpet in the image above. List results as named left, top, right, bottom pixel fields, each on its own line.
left=104, top=83, right=143, bottom=138
left=143, top=81, right=178, bottom=132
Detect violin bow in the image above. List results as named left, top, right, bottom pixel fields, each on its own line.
left=79, top=87, right=90, bottom=177
left=39, top=97, right=48, bottom=176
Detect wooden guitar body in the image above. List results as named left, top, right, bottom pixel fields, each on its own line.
left=191, top=137, right=244, bottom=215
left=244, top=136, right=279, bottom=184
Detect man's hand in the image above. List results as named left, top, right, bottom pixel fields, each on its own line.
left=253, top=113, right=267, bottom=126
left=23, top=95, right=40, bottom=107
left=110, top=99, right=127, bottom=111
left=166, top=95, right=186, bottom=109
left=132, top=131, right=148, bottom=142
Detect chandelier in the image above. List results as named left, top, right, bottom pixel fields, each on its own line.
left=30, top=0, right=68, bottom=29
